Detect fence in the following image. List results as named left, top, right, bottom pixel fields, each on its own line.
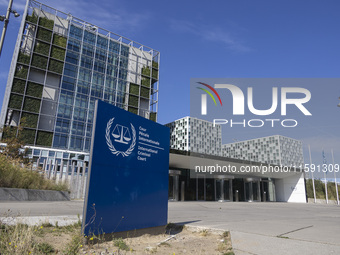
left=35, top=158, right=88, bottom=199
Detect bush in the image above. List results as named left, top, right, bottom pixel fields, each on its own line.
left=51, top=46, right=66, bottom=61
left=12, top=79, right=26, bottom=94
left=23, top=97, right=41, bottom=113
left=152, top=61, right=159, bottom=69
left=26, top=82, right=43, bottom=98
left=20, top=112, right=38, bottom=128
left=26, top=14, right=38, bottom=23
left=38, top=16, right=54, bottom=30
left=36, top=131, right=53, bottom=147
left=8, top=94, right=23, bottom=109
left=31, top=54, right=48, bottom=69
left=34, top=41, right=50, bottom=56
left=140, top=87, right=150, bottom=98
left=150, top=112, right=157, bottom=122
left=14, top=65, right=28, bottom=79
left=53, top=34, right=67, bottom=48
left=49, top=59, right=64, bottom=74
left=129, top=95, right=139, bottom=107
left=141, top=77, right=150, bottom=87
left=0, top=154, right=68, bottom=190
left=128, top=107, right=138, bottom=115
left=129, top=83, right=139, bottom=96
left=141, top=66, right=150, bottom=76
left=36, top=27, right=52, bottom=42
left=17, top=51, right=30, bottom=64
left=19, top=128, right=35, bottom=144
left=306, top=179, right=340, bottom=200
left=152, top=69, right=158, bottom=80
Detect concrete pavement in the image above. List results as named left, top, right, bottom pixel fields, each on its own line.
left=0, top=201, right=339, bottom=254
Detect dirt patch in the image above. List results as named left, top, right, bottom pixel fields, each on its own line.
left=82, top=226, right=234, bottom=255
left=0, top=221, right=234, bottom=255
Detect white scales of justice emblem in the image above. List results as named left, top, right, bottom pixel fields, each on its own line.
left=105, top=118, right=136, bottom=157
left=112, top=124, right=131, bottom=144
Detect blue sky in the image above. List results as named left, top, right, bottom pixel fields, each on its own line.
left=0, top=0, right=340, bottom=178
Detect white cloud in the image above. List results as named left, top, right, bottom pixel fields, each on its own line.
left=169, top=19, right=251, bottom=53
left=0, top=0, right=149, bottom=34
left=42, top=0, right=149, bottom=34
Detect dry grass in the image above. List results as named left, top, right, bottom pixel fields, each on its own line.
left=0, top=154, right=68, bottom=191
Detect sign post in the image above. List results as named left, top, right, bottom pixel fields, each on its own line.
left=82, top=100, right=170, bottom=236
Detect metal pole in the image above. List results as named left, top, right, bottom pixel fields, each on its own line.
left=0, top=0, right=14, bottom=57
left=309, top=145, right=316, bottom=203
left=331, top=149, right=339, bottom=205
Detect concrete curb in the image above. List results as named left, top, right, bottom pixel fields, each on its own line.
left=0, top=188, right=70, bottom=201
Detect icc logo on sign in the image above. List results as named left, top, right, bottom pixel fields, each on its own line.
left=105, top=117, right=136, bottom=157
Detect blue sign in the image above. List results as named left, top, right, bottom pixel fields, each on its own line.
left=82, top=100, right=170, bottom=236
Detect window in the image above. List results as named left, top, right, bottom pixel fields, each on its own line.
left=97, top=36, right=108, bottom=50
left=69, top=25, right=83, bottom=41
left=63, top=63, right=78, bottom=78
left=53, top=133, right=68, bottom=148
left=83, top=30, right=96, bottom=45
left=65, top=51, right=79, bottom=65
left=71, top=121, right=85, bottom=136
left=81, top=56, right=93, bottom=69
left=70, top=136, right=83, bottom=150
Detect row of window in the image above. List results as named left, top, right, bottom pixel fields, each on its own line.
left=53, top=131, right=91, bottom=151
left=68, top=25, right=129, bottom=57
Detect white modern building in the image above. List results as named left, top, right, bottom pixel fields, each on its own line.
left=165, top=117, right=222, bottom=156
left=167, top=118, right=306, bottom=203
left=222, top=135, right=304, bottom=167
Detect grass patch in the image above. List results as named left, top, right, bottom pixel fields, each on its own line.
left=0, top=155, right=68, bottom=191
left=113, top=238, right=130, bottom=251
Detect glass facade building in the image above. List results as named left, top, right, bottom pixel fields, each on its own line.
left=0, top=0, right=160, bottom=159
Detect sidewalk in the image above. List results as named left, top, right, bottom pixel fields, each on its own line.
left=1, top=201, right=339, bottom=255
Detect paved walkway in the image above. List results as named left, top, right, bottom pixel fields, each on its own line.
left=1, top=201, right=339, bottom=254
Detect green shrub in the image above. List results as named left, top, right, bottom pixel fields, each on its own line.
left=128, top=107, right=138, bottom=115
left=23, top=97, right=41, bottom=113
left=141, top=66, right=150, bottom=76
left=36, top=27, right=52, bottom=42
left=140, top=87, right=150, bottom=98
left=0, top=154, right=68, bottom=190
left=38, top=16, right=54, bottom=30
left=129, top=95, right=139, bottom=107
left=113, top=238, right=130, bottom=251
left=150, top=112, right=157, bottom=122
left=51, top=46, right=66, bottom=61
left=36, top=131, right=53, bottom=147
left=26, top=14, right=38, bottom=23
left=63, top=233, right=82, bottom=255
left=17, top=51, right=30, bottom=64
left=12, top=79, right=26, bottom=94
left=19, top=128, right=35, bottom=144
left=129, top=83, right=139, bottom=95
left=152, top=69, right=158, bottom=80
left=306, top=179, right=340, bottom=200
left=15, top=65, right=28, bottom=79
left=21, top=112, right=38, bottom=128
left=53, top=34, right=67, bottom=48
left=36, top=242, right=55, bottom=254
left=141, top=77, right=150, bottom=87
left=8, top=94, right=23, bottom=109
left=152, top=61, right=159, bottom=69
left=48, top=59, right=64, bottom=74
left=26, top=82, right=43, bottom=98
left=31, top=54, right=48, bottom=69
left=34, top=41, right=50, bottom=56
